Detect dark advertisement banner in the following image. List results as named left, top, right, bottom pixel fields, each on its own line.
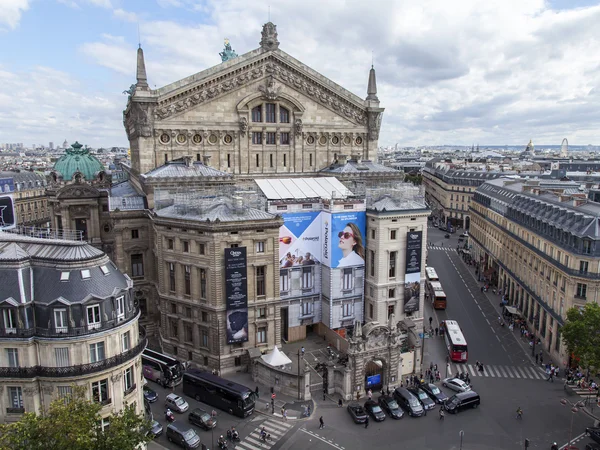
left=0, top=195, right=15, bottom=229
left=404, top=231, right=422, bottom=313
left=224, top=247, right=248, bottom=344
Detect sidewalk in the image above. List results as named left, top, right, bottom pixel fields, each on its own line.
left=224, top=371, right=315, bottom=421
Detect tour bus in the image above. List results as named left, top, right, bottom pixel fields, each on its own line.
left=142, top=349, right=184, bottom=387
left=182, top=369, right=256, bottom=418
left=428, top=280, right=447, bottom=310
left=443, top=320, right=468, bottom=362
left=425, top=267, right=439, bottom=282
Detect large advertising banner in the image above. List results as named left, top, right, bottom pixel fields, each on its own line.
left=328, top=211, right=366, bottom=268
left=404, top=231, right=422, bottom=313
left=279, top=211, right=322, bottom=268
left=0, top=178, right=15, bottom=194
left=224, top=247, right=249, bottom=344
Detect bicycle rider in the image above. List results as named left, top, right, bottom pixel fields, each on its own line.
left=515, top=406, right=523, bottom=419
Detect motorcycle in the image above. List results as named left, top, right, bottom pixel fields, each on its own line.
left=165, top=409, right=175, bottom=423
left=218, top=440, right=228, bottom=449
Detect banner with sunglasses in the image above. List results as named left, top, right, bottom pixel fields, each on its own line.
left=326, top=212, right=366, bottom=268
left=404, top=231, right=422, bottom=313
left=278, top=211, right=322, bottom=268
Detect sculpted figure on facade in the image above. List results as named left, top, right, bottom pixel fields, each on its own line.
left=239, top=117, right=248, bottom=136
left=259, top=76, right=281, bottom=100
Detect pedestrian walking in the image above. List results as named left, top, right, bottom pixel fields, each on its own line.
left=338, top=398, right=343, bottom=407
left=535, top=354, right=539, bottom=364
left=364, top=416, right=369, bottom=429
left=255, top=386, right=259, bottom=398
left=430, top=361, right=433, bottom=371
left=319, top=416, right=324, bottom=429
left=439, top=406, right=445, bottom=420
left=301, top=346, right=305, bottom=358
left=435, top=327, right=439, bottom=336
left=283, top=409, right=288, bottom=421
left=546, top=371, right=554, bottom=383
left=367, top=389, right=372, bottom=400
left=356, top=391, right=360, bottom=401
left=429, top=316, right=433, bottom=327
left=323, top=391, right=326, bottom=401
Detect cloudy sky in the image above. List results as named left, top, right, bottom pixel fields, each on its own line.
left=1, top=0, right=599, bottom=148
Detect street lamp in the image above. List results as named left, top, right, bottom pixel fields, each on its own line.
left=297, top=349, right=301, bottom=400
left=560, top=398, right=585, bottom=450
left=459, top=430, right=464, bottom=450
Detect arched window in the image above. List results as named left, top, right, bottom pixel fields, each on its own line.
left=280, top=106, right=290, bottom=123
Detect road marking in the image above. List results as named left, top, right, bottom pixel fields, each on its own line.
left=495, top=335, right=501, bottom=342
left=467, top=364, right=477, bottom=376
left=300, top=429, right=345, bottom=450
left=497, top=366, right=508, bottom=377
left=485, top=318, right=490, bottom=325
left=560, top=432, right=586, bottom=450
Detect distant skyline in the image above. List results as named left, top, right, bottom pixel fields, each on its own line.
left=1, top=0, right=600, bottom=149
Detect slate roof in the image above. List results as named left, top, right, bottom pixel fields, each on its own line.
left=320, top=160, right=399, bottom=174
left=142, top=160, right=232, bottom=180
left=367, top=195, right=428, bottom=213
left=0, top=232, right=130, bottom=305
left=477, top=178, right=600, bottom=238
left=155, top=197, right=276, bottom=223
left=109, top=181, right=146, bottom=211
left=0, top=171, right=46, bottom=190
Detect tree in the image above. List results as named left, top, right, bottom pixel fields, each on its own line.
left=561, top=302, right=600, bottom=370
left=0, top=386, right=152, bottom=450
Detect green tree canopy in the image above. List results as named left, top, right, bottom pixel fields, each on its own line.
left=0, top=386, right=151, bottom=450
left=561, top=302, right=600, bottom=370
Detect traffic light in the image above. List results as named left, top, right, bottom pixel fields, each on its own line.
left=524, top=438, right=530, bottom=448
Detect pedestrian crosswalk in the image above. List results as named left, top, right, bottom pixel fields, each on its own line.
left=446, top=363, right=547, bottom=380
left=236, top=418, right=293, bottom=450
left=427, top=246, right=457, bottom=252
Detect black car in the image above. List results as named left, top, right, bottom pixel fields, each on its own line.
left=364, top=400, right=386, bottom=422
left=378, top=395, right=404, bottom=419
left=587, top=427, right=600, bottom=444
left=394, top=387, right=425, bottom=417
left=409, top=387, right=436, bottom=411
left=347, top=402, right=368, bottom=424
left=148, top=420, right=163, bottom=438
left=189, top=408, right=217, bottom=430
left=143, top=385, right=158, bottom=403
left=585, top=443, right=600, bottom=450
left=420, top=383, right=448, bottom=404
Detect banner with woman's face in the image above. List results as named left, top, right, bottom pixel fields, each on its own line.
left=325, top=211, right=366, bottom=269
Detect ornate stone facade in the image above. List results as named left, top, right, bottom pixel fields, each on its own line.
left=123, top=22, right=383, bottom=176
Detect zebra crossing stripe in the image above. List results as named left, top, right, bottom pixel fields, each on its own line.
left=265, top=420, right=292, bottom=433
left=467, top=364, right=477, bottom=376
left=237, top=440, right=267, bottom=450
left=487, top=366, right=496, bottom=377
left=497, top=366, right=508, bottom=377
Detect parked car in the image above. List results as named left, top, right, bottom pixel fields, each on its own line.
left=585, top=442, right=600, bottom=450
left=378, top=395, right=404, bottom=419
left=166, top=423, right=201, bottom=449
left=420, top=383, right=448, bottom=404
left=587, top=427, right=600, bottom=444
left=148, top=420, right=164, bottom=438
left=408, top=387, right=436, bottom=411
left=347, top=402, right=368, bottom=424
left=189, top=408, right=217, bottom=430
left=393, top=387, right=425, bottom=417
left=143, top=385, right=159, bottom=403
left=166, top=393, right=190, bottom=413
left=444, top=391, right=480, bottom=414
left=442, top=377, right=472, bottom=393
left=364, top=400, right=386, bottom=422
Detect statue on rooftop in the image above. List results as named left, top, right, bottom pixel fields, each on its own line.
left=219, top=38, right=238, bottom=62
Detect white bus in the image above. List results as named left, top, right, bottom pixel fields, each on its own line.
left=442, top=320, right=468, bottom=362
left=425, top=267, right=439, bottom=282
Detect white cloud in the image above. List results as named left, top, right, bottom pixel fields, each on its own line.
left=9, top=0, right=600, bottom=147
left=0, top=0, right=29, bottom=31
left=113, top=8, right=138, bottom=22
left=0, top=65, right=124, bottom=147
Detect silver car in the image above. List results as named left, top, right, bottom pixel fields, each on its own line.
left=165, top=393, right=189, bottom=413
left=442, top=377, right=471, bottom=393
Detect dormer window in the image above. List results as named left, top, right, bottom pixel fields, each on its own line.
left=2, top=309, right=16, bottom=334
left=116, top=296, right=125, bottom=321
left=81, top=269, right=91, bottom=280
left=60, top=271, right=70, bottom=281
left=100, top=265, right=110, bottom=275
left=54, top=309, right=68, bottom=333
left=87, top=305, right=101, bottom=330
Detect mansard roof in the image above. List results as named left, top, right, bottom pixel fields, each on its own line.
left=142, top=158, right=232, bottom=180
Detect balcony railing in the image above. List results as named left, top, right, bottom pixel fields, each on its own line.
left=0, top=334, right=147, bottom=379
left=6, top=407, right=25, bottom=414
left=0, top=308, right=140, bottom=339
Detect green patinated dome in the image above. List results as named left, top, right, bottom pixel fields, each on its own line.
left=53, top=142, right=105, bottom=181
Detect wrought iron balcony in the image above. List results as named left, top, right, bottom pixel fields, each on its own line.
left=6, top=407, right=25, bottom=414
left=0, top=335, right=147, bottom=379
left=0, top=308, right=140, bottom=339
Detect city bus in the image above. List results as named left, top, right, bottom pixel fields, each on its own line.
left=428, top=281, right=447, bottom=310
left=425, top=267, right=439, bottom=282
left=142, top=348, right=184, bottom=387
left=182, top=369, right=256, bottom=418
left=442, top=320, right=468, bottom=362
